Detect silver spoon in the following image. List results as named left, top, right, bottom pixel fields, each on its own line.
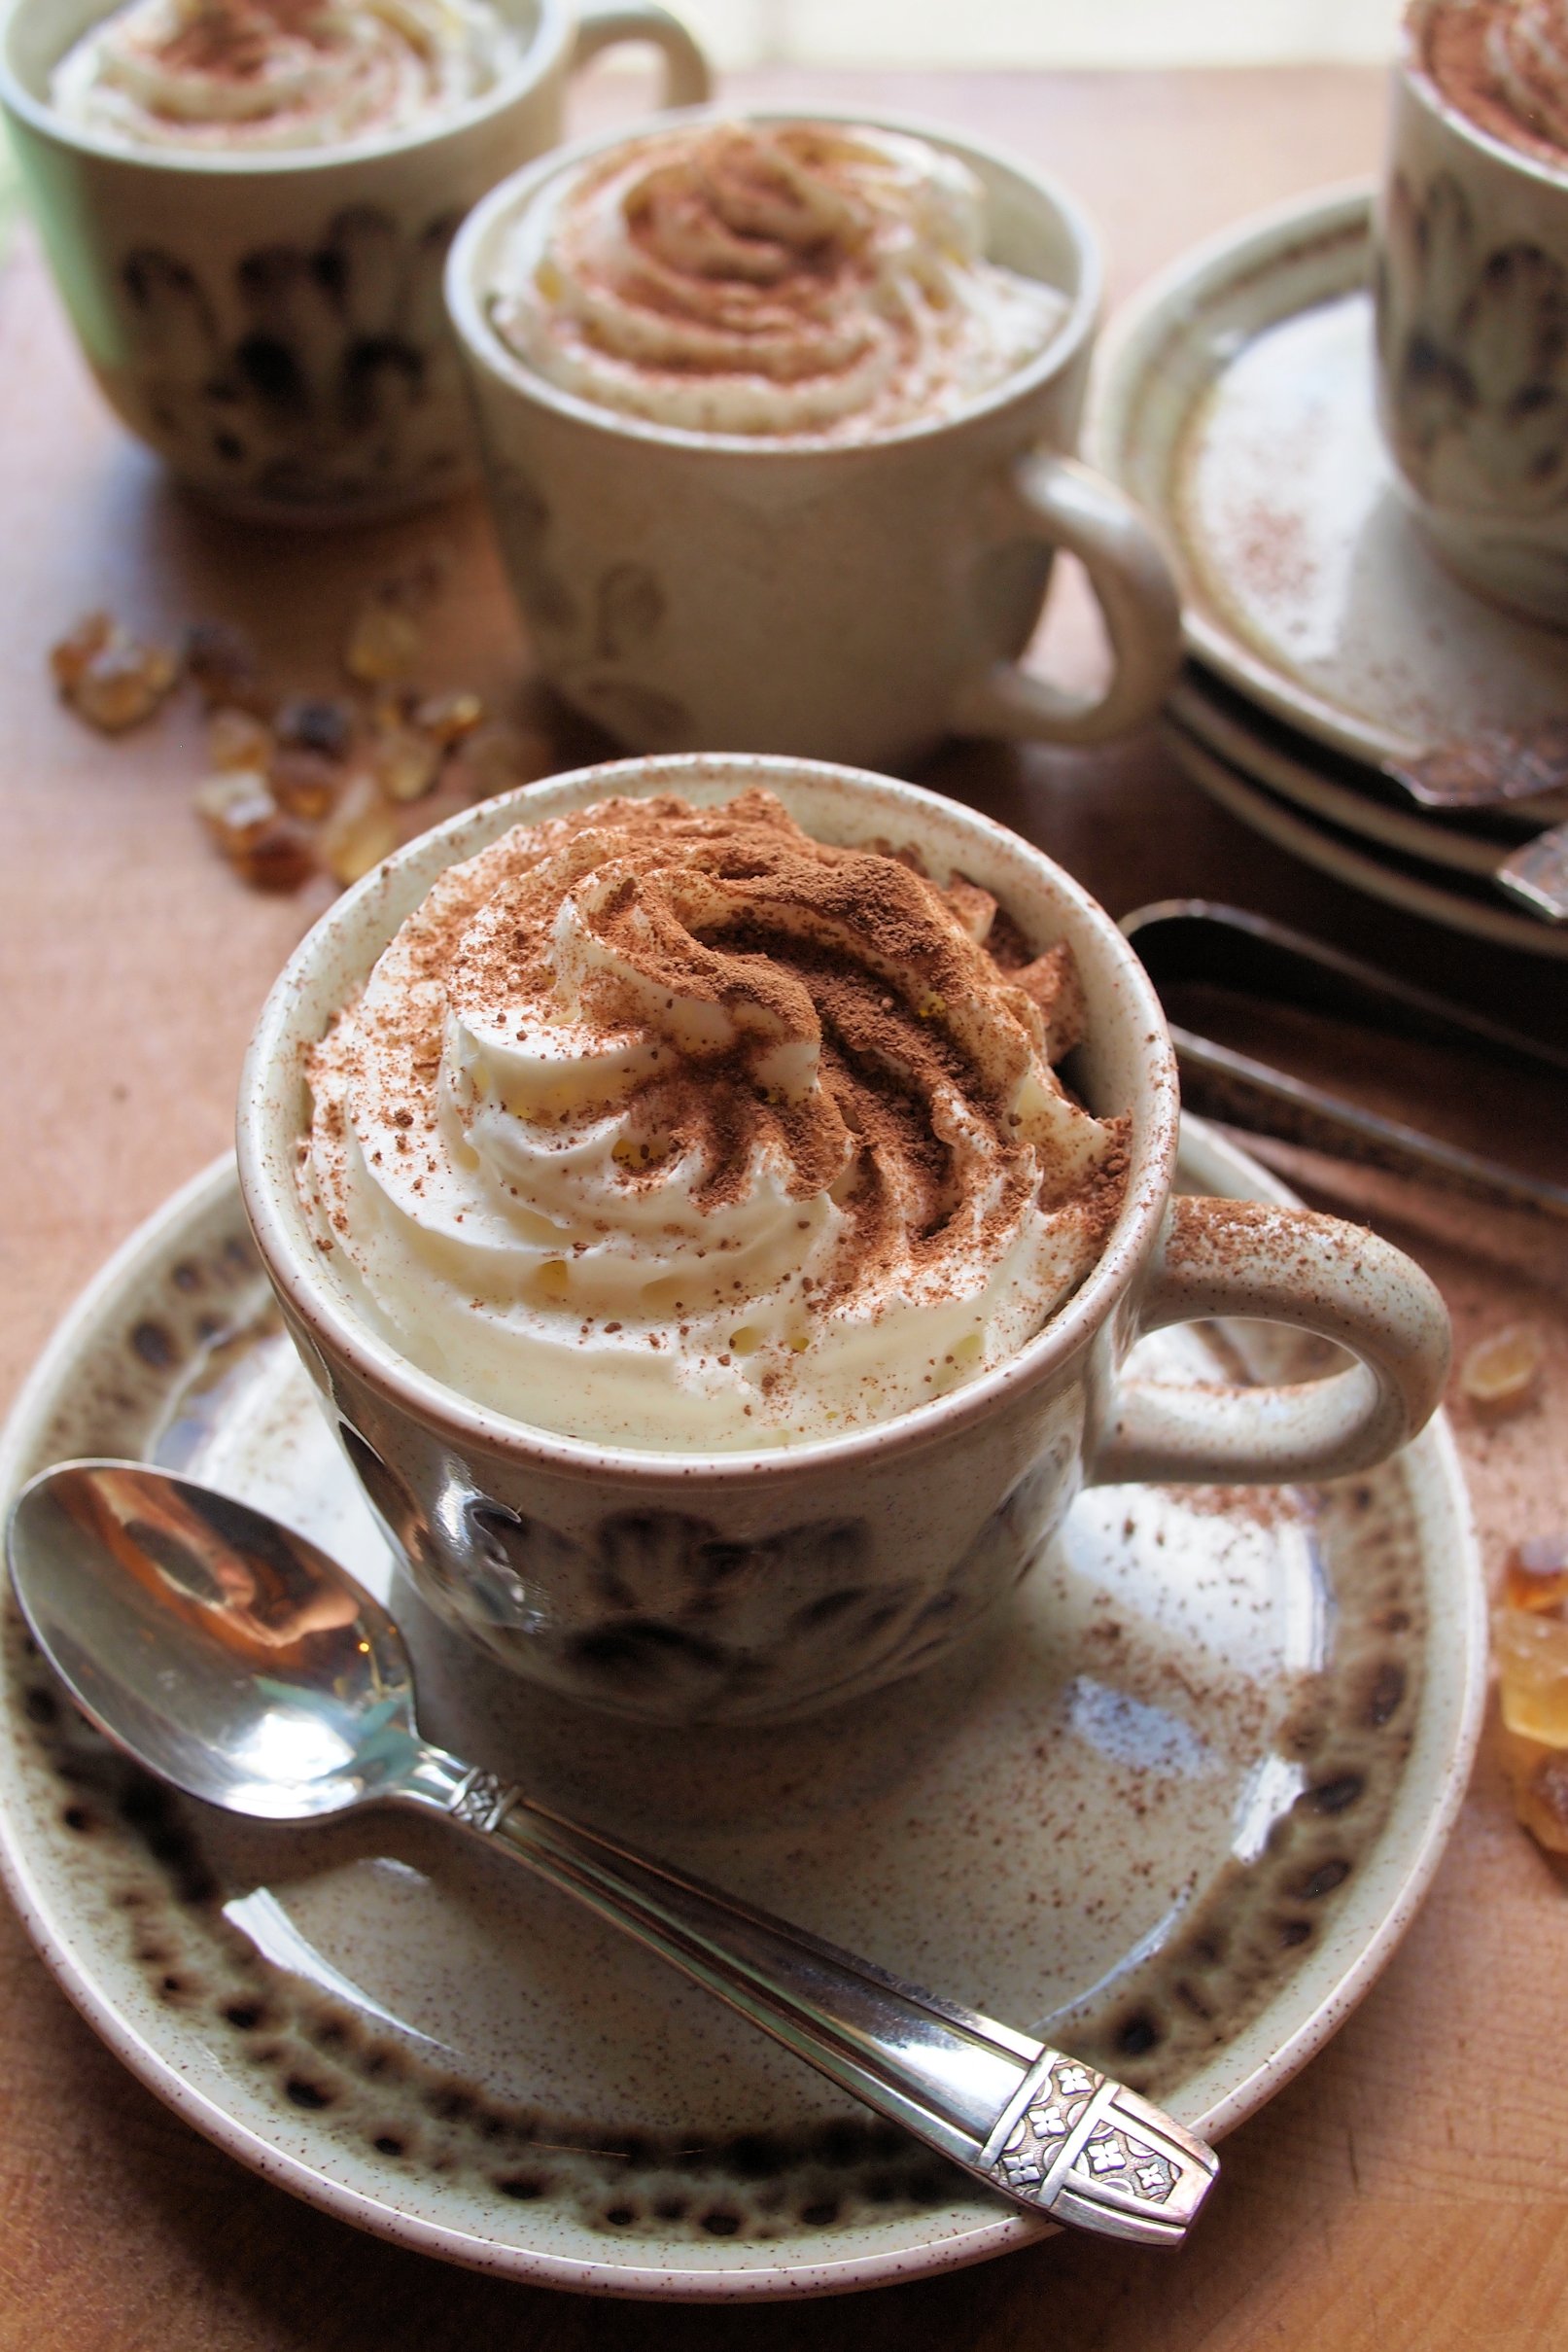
left=6, top=1458, right=1217, bottom=2246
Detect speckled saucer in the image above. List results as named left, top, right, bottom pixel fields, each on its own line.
left=1088, top=185, right=1568, bottom=776
left=0, top=1122, right=1485, bottom=2300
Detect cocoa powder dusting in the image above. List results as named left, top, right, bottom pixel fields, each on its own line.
left=302, top=790, right=1129, bottom=1437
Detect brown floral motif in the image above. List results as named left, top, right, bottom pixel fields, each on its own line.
left=1376, top=168, right=1568, bottom=511
left=121, top=205, right=465, bottom=508
left=481, top=464, right=689, bottom=746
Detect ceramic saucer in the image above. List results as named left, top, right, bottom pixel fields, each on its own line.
left=1088, top=184, right=1568, bottom=775
left=1166, top=717, right=1568, bottom=961
left=1171, top=669, right=1543, bottom=883
left=0, top=1127, right=1485, bottom=2300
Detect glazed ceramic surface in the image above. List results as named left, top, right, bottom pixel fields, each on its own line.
left=1376, top=4, right=1568, bottom=625
left=1088, top=186, right=1568, bottom=773
left=0, top=0, right=709, bottom=519
left=0, top=1128, right=1486, bottom=2298
left=1169, top=670, right=1559, bottom=879
left=1164, top=719, right=1568, bottom=964
left=445, top=113, right=1181, bottom=766
left=238, top=753, right=1451, bottom=1724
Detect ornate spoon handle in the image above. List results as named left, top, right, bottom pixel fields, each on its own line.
left=400, top=1752, right=1218, bottom=2246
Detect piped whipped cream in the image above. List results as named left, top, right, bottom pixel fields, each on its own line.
left=488, top=120, right=1069, bottom=439
left=1485, top=0, right=1568, bottom=149
left=301, top=790, right=1127, bottom=1452
left=51, top=0, right=521, bottom=153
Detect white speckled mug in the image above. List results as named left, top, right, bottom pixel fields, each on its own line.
left=238, top=753, right=1450, bottom=1725
left=444, top=113, right=1183, bottom=765
left=0, top=0, right=709, bottom=520
left=1375, top=0, right=1568, bottom=622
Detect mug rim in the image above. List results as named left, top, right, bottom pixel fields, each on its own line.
left=443, top=103, right=1104, bottom=459
left=0, top=0, right=573, bottom=175
left=236, top=753, right=1180, bottom=1488
left=1398, top=0, right=1568, bottom=195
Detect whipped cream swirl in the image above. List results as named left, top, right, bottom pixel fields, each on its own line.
left=1486, top=0, right=1568, bottom=150
left=489, top=120, right=1068, bottom=439
left=302, top=790, right=1126, bottom=1452
left=51, top=0, right=520, bottom=154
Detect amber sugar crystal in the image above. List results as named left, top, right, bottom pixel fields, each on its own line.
left=318, top=774, right=399, bottom=884
left=52, top=611, right=179, bottom=732
left=1494, top=1526, right=1568, bottom=1853
left=1460, top=1322, right=1543, bottom=1413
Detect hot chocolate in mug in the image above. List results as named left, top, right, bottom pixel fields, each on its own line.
left=446, top=113, right=1183, bottom=766
left=238, top=753, right=1451, bottom=1728
left=0, top=0, right=709, bottom=519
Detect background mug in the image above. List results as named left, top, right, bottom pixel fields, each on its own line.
left=238, top=753, right=1451, bottom=1729
left=0, top=0, right=710, bottom=521
left=1375, top=0, right=1568, bottom=624
left=446, top=112, right=1184, bottom=767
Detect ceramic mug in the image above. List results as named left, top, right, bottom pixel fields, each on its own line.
left=0, top=0, right=709, bottom=521
left=444, top=113, right=1183, bottom=766
left=237, top=752, right=1451, bottom=1728
left=1375, top=0, right=1568, bottom=624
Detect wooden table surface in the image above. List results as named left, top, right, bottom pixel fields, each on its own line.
left=3, top=61, right=1567, bottom=2352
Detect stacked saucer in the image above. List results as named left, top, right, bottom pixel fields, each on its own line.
left=1087, top=184, right=1568, bottom=958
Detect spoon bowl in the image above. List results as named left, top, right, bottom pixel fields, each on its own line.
left=8, top=1460, right=422, bottom=1820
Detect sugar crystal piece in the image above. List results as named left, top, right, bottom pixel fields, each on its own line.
left=208, top=706, right=274, bottom=772
left=234, top=819, right=316, bottom=893
left=319, top=774, right=399, bottom=884
left=50, top=611, right=113, bottom=690
left=1503, top=1532, right=1568, bottom=1615
left=1498, top=1725, right=1568, bottom=1855
left=1460, top=1323, right=1543, bottom=1413
left=185, top=620, right=268, bottom=714
left=269, top=747, right=341, bottom=822
left=1492, top=1606, right=1568, bottom=1745
left=194, top=769, right=280, bottom=847
left=371, top=723, right=442, bottom=803
left=343, top=595, right=421, bottom=685
left=455, top=721, right=554, bottom=801
left=275, top=696, right=355, bottom=762
left=193, top=772, right=315, bottom=892
left=414, top=690, right=485, bottom=746
left=72, top=633, right=180, bottom=732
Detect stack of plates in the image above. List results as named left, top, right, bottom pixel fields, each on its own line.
left=1087, top=185, right=1568, bottom=961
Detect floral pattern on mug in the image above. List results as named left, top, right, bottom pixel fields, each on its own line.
left=483, top=454, right=692, bottom=745
left=120, top=204, right=466, bottom=509
left=1376, top=167, right=1568, bottom=513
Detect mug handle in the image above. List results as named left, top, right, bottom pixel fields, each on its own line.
left=950, top=450, right=1183, bottom=747
left=1090, top=1196, right=1451, bottom=1487
left=570, top=0, right=712, bottom=106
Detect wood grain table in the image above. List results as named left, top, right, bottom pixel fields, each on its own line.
left=2, top=62, right=1566, bottom=2352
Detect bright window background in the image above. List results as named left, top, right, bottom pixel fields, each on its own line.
left=677, top=0, right=1405, bottom=70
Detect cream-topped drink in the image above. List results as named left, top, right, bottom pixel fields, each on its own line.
left=50, top=0, right=522, bottom=152
left=301, top=790, right=1128, bottom=1451
left=1420, top=0, right=1568, bottom=163
left=485, top=118, right=1070, bottom=438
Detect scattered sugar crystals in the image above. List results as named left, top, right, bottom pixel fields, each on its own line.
left=343, top=590, right=423, bottom=686
left=1460, top=1321, right=1542, bottom=1413
left=49, top=575, right=555, bottom=895
left=207, top=706, right=273, bottom=772
left=317, top=775, right=401, bottom=885
left=51, top=610, right=179, bottom=732
left=371, top=722, right=443, bottom=804
left=1495, top=1532, right=1568, bottom=1856
left=193, top=772, right=315, bottom=893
